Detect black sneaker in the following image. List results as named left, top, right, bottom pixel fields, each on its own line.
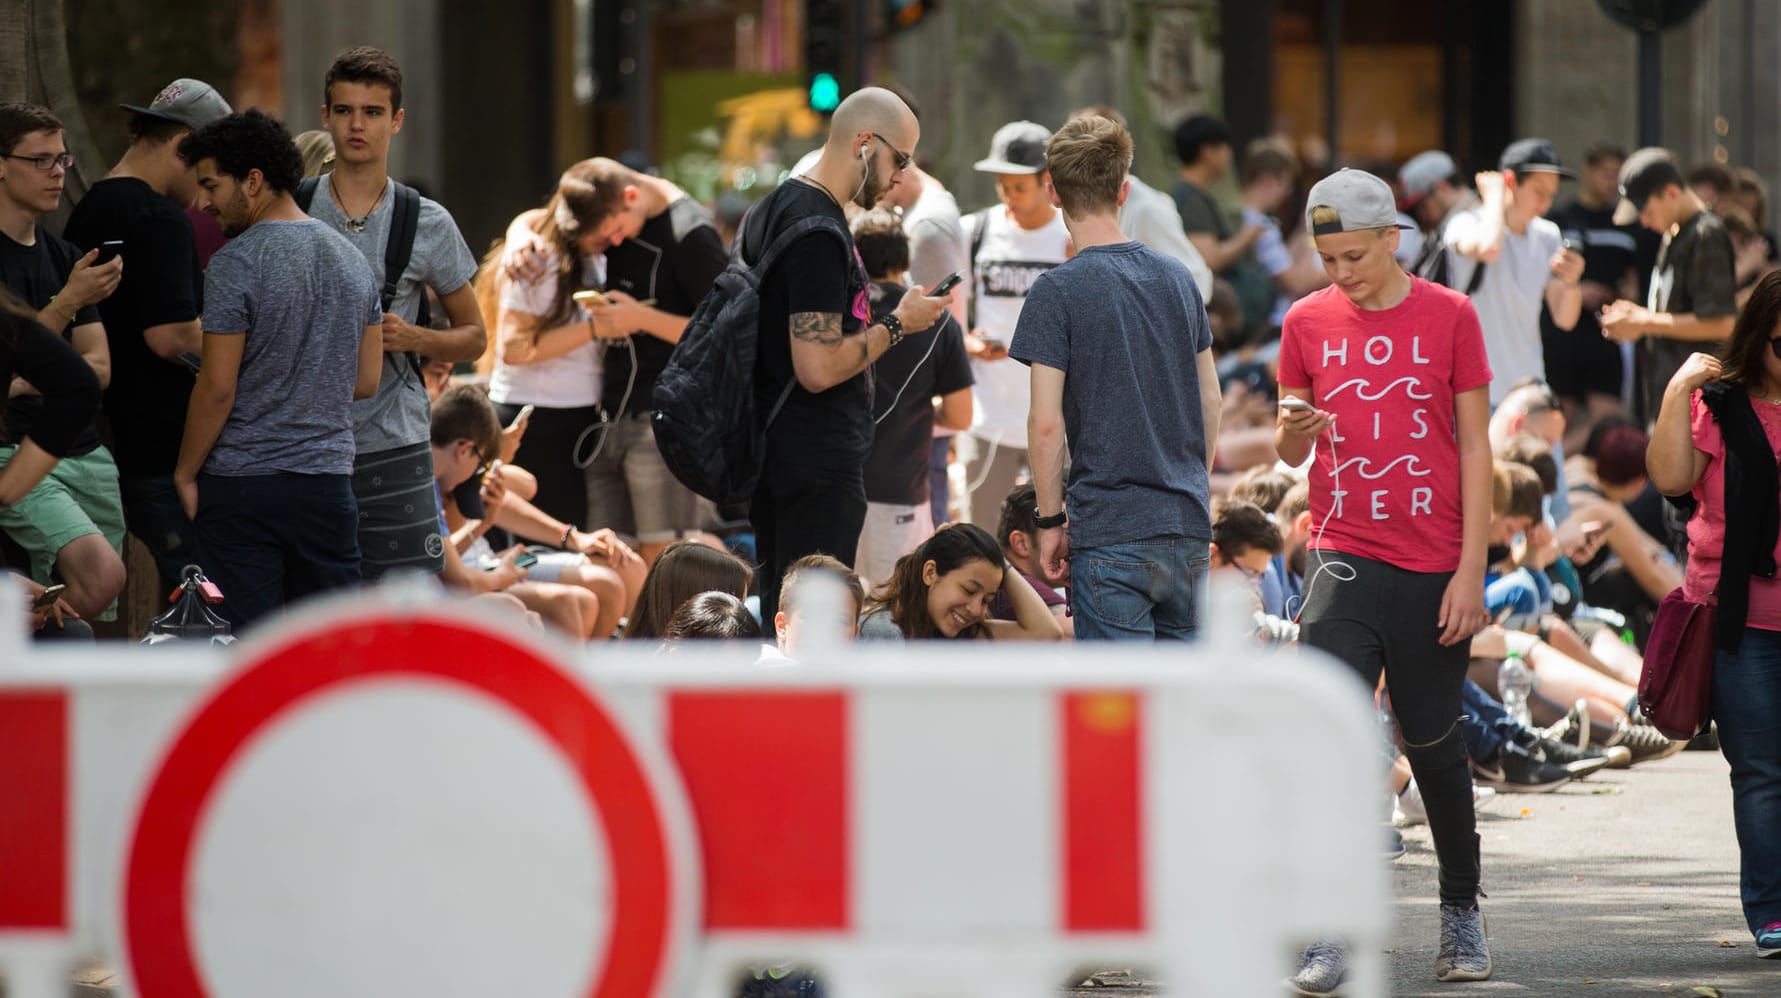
left=1534, top=737, right=1615, bottom=778
left=1474, top=743, right=1571, bottom=792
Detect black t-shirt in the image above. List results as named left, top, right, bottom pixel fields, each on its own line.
left=63, top=177, right=202, bottom=476
left=0, top=311, right=101, bottom=457
left=744, top=180, right=872, bottom=469
left=1543, top=200, right=1639, bottom=341
left=603, top=196, right=726, bottom=416
left=863, top=282, right=973, bottom=505
left=0, top=226, right=102, bottom=454
left=1634, top=209, right=1737, bottom=425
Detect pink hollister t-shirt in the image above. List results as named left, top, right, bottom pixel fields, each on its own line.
left=1685, top=391, right=1781, bottom=630
left=1277, top=278, right=1492, bottom=573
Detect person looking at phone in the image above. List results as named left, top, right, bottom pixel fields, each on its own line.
left=63, top=79, right=232, bottom=594
left=306, top=48, right=486, bottom=583
left=1010, top=112, right=1219, bottom=641
left=743, top=86, right=949, bottom=623
left=1275, top=168, right=1494, bottom=989
left=0, top=102, right=128, bottom=623
left=957, top=120, right=1070, bottom=530
left=543, top=157, right=729, bottom=566
left=174, top=110, right=384, bottom=630
left=851, top=208, right=974, bottom=588
left=1443, top=138, right=1585, bottom=406
left=427, top=384, right=625, bottom=641
left=482, top=160, right=612, bottom=530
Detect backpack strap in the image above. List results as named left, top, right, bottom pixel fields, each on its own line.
left=1464, top=259, right=1488, bottom=296
left=966, top=208, right=990, bottom=328
left=294, top=176, right=321, bottom=214
left=748, top=214, right=853, bottom=431
left=382, top=183, right=427, bottom=380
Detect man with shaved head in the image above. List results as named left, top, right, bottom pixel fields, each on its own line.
left=741, top=86, right=952, bottom=620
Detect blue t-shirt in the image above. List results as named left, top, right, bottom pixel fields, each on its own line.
left=201, top=219, right=380, bottom=476
left=1008, top=241, right=1214, bottom=549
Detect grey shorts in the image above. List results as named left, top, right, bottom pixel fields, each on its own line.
left=353, top=442, right=447, bottom=581
left=584, top=411, right=712, bottom=543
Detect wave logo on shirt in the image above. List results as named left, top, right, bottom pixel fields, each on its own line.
left=979, top=260, right=1058, bottom=298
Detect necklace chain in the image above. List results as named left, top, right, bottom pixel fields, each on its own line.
left=330, top=175, right=388, bottom=234
left=798, top=173, right=841, bottom=208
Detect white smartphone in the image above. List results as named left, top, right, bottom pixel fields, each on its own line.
left=1278, top=396, right=1315, bottom=412
left=514, top=404, right=536, bottom=424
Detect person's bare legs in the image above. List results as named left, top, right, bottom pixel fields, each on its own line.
left=509, top=582, right=600, bottom=640
left=561, top=562, right=630, bottom=639
left=54, top=534, right=126, bottom=619
left=1544, top=617, right=1642, bottom=687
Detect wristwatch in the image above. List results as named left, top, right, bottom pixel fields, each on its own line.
left=1033, top=507, right=1067, bottom=529
left=880, top=311, right=905, bottom=347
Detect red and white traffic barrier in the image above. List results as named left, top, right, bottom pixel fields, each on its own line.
left=0, top=583, right=1389, bottom=997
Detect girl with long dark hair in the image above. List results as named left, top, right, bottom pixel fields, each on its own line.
left=858, top=523, right=1061, bottom=640
left=1647, top=268, right=1781, bottom=957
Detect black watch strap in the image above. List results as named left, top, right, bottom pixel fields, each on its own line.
left=880, top=311, right=905, bottom=346
left=1033, top=507, right=1067, bottom=529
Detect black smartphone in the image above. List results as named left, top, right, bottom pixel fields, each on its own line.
left=177, top=351, right=202, bottom=373
left=94, top=240, right=124, bottom=265
left=930, top=272, right=963, bottom=296
left=33, top=583, right=66, bottom=609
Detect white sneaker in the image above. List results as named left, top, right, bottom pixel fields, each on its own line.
left=1395, top=780, right=1428, bottom=826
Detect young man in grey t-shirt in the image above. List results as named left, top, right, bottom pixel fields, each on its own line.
left=174, top=110, right=383, bottom=630
left=1010, top=113, right=1220, bottom=641
left=309, top=47, right=485, bottom=580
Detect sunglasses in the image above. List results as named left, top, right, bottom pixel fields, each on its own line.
left=871, top=132, right=913, bottom=172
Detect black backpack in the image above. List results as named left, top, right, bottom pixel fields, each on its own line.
left=651, top=213, right=852, bottom=504
left=294, top=177, right=429, bottom=371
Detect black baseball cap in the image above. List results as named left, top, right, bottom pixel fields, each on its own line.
left=1614, top=147, right=1683, bottom=225
left=1499, top=138, right=1577, bottom=179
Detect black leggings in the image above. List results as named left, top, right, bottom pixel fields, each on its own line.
left=1300, top=550, right=1480, bottom=907
left=494, top=402, right=601, bottom=530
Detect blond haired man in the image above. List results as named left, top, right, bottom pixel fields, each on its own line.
left=1008, top=113, right=1219, bottom=641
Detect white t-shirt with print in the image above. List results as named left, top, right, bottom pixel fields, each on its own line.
left=488, top=251, right=604, bottom=410
left=1443, top=210, right=1562, bottom=405
left=965, top=207, right=1069, bottom=449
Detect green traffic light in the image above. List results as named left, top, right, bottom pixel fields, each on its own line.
left=809, top=72, right=841, bottom=112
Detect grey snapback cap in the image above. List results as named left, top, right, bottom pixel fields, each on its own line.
left=1306, top=168, right=1417, bottom=236
left=120, top=78, right=232, bottom=131
left=973, top=120, right=1051, bottom=175
left=1397, top=150, right=1456, bottom=208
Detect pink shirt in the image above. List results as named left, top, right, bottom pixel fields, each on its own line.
left=1277, top=278, right=1492, bottom=573
left=1685, top=391, right=1781, bottom=630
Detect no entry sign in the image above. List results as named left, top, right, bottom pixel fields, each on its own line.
left=119, top=613, right=699, bottom=998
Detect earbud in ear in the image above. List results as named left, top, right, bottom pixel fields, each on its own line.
left=860, top=144, right=869, bottom=161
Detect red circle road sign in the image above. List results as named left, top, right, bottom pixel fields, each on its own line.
left=121, top=611, right=693, bottom=997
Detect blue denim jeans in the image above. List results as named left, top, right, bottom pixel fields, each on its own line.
left=193, top=472, right=362, bottom=632
left=120, top=474, right=204, bottom=592
left=1713, top=627, right=1781, bottom=936
left=1459, top=678, right=1519, bottom=763
left=1068, top=536, right=1208, bottom=641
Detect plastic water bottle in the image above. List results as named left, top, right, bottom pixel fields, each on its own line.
left=1498, top=651, right=1534, bottom=728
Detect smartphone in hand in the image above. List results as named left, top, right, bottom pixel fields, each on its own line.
left=95, top=240, right=124, bottom=265
left=930, top=272, right=963, bottom=296
left=32, top=583, right=67, bottom=609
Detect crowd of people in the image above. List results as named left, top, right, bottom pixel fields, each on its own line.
left=2, top=56, right=1778, bottom=995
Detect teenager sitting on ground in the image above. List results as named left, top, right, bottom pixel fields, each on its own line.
left=664, top=591, right=762, bottom=642
left=623, top=540, right=754, bottom=641
left=858, top=522, right=1063, bottom=641
left=1564, top=422, right=1681, bottom=642
left=1208, top=497, right=1295, bottom=644
left=988, top=484, right=1072, bottom=636
left=765, top=554, right=864, bottom=661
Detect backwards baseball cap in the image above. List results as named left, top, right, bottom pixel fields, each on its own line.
left=1305, top=168, right=1417, bottom=236
left=1613, top=146, right=1683, bottom=225
left=1397, top=150, right=1457, bottom=210
left=120, top=78, right=232, bottom=132
left=1499, top=137, right=1577, bottom=179
left=974, top=120, right=1050, bottom=175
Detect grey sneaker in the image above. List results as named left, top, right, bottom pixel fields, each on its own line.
left=1434, top=903, right=1492, bottom=982
left=1285, top=937, right=1347, bottom=996
left=1609, top=719, right=1687, bottom=764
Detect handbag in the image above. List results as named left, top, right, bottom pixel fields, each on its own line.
left=1637, top=587, right=1715, bottom=740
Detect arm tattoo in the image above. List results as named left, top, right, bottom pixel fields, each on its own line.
left=789, top=311, right=845, bottom=345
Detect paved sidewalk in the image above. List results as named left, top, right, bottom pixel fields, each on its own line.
left=1067, top=751, right=1773, bottom=997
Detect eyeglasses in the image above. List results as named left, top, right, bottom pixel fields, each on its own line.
left=4, top=152, right=73, bottom=172
left=871, top=133, right=913, bottom=172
